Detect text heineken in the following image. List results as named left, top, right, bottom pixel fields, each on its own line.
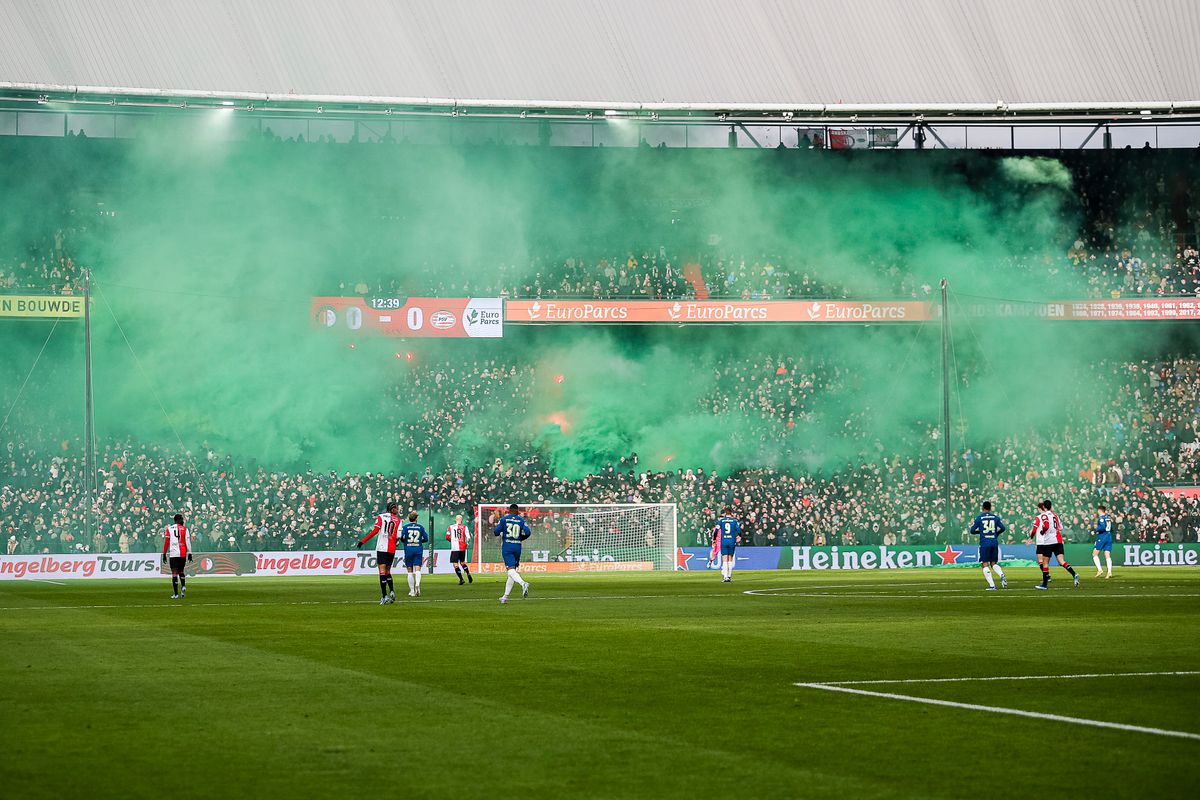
left=790, top=546, right=936, bottom=571
left=1121, top=544, right=1200, bottom=567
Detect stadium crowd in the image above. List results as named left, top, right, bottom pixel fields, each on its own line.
left=3, top=150, right=1198, bottom=305
left=3, top=354, right=1197, bottom=555
left=334, top=240, right=1200, bottom=304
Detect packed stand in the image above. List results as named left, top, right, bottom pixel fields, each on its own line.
left=4, top=356, right=1197, bottom=556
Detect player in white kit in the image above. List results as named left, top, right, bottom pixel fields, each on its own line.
left=162, top=513, right=193, bottom=599
left=446, top=514, right=473, bottom=585
left=356, top=502, right=402, bottom=604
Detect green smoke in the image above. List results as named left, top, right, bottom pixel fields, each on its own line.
left=999, top=156, right=1074, bottom=191
left=0, top=129, right=1192, bottom=484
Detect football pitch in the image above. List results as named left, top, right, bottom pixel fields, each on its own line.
left=1, top=568, right=1198, bottom=799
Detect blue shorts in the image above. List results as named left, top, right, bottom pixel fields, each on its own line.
left=403, top=548, right=423, bottom=569
left=1094, top=534, right=1113, bottom=552
left=979, top=544, right=1000, bottom=564
left=720, top=543, right=737, bottom=557
left=502, top=547, right=521, bottom=568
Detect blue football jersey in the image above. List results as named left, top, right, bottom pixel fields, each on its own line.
left=1096, top=514, right=1113, bottom=535
left=970, top=513, right=1005, bottom=543
left=715, top=516, right=741, bottom=546
left=494, top=514, right=532, bottom=546
left=402, top=523, right=428, bottom=549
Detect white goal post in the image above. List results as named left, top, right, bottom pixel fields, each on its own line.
left=473, top=503, right=678, bottom=572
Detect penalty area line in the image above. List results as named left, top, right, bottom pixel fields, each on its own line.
left=793, top=682, right=1200, bottom=741
left=813, top=670, right=1200, bottom=686
left=0, top=591, right=732, bottom=612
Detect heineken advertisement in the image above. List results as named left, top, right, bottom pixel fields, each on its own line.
left=675, top=543, right=1200, bottom=571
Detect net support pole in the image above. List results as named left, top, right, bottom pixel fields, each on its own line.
left=83, top=268, right=96, bottom=548
left=427, top=509, right=435, bottom=574
left=940, top=278, right=953, bottom=537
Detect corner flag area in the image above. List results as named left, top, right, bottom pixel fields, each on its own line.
left=1, top=568, right=1197, bottom=798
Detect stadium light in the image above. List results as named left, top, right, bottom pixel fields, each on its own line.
left=604, top=109, right=617, bottom=116
left=221, top=100, right=233, bottom=106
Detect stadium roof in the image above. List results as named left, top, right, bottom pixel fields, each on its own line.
left=2, top=0, right=1198, bottom=114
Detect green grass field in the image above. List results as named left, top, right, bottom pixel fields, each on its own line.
left=2, top=568, right=1198, bottom=799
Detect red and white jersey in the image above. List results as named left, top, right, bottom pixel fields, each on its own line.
left=163, top=524, right=191, bottom=558
left=445, top=523, right=471, bottom=552
left=368, top=513, right=401, bottom=553
left=1030, top=511, right=1063, bottom=546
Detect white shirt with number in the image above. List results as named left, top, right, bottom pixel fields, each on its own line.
left=164, top=524, right=192, bottom=557
left=1032, top=511, right=1063, bottom=546
left=446, top=523, right=471, bottom=552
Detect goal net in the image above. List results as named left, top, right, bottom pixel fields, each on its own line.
left=473, top=504, right=677, bottom=573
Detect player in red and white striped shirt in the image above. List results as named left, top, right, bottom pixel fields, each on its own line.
left=162, top=513, right=193, bottom=599
left=446, top=514, right=473, bottom=585
left=356, top=502, right=401, bottom=604
left=1028, top=500, right=1079, bottom=590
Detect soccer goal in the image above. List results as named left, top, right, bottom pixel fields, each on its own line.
left=474, top=503, right=678, bottom=572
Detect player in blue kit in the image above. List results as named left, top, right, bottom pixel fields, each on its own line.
left=969, top=501, right=1008, bottom=590
left=401, top=512, right=429, bottom=597
left=713, top=508, right=741, bottom=583
left=493, top=503, right=531, bottom=603
left=1092, top=505, right=1114, bottom=579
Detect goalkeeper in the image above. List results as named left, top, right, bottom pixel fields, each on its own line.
left=493, top=503, right=531, bottom=603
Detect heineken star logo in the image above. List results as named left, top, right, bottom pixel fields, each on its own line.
left=936, top=545, right=961, bottom=565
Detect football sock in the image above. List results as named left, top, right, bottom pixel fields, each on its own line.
left=462, top=564, right=471, bottom=575
left=508, top=568, right=527, bottom=588
left=1093, top=553, right=1102, bottom=571
left=1041, top=567, right=1050, bottom=586
left=991, top=564, right=1005, bottom=579
left=504, top=576, right=514, bottom=597
left=1104, top=553, right=1112, bottom=574
left=379, top=575, right=388, bottom=597
left=454, top=566, right=462, bottom=579
left=982, top=566, right=995, bottom=588
left=171, top=576, right=178, bottom=594
left=414, top=571, right=422, bottom=588
left=178, top=576, right=185, bottom=589
left=1062, top=562, right=1076, bottom=576
left=386, top=575, right=394, bottom=594
left=406, top=573, right=415, bottom=593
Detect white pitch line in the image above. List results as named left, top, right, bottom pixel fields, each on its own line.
left=794, top=682, right=1200, bottom=742
left=0, top=592, right=731, bottom=612
left=745, top=588, right=1200, bottom=599
left=814, top=670, right=1200, bottom=686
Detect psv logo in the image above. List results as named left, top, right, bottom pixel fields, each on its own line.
left=430, top=310, right=457, bottom=329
